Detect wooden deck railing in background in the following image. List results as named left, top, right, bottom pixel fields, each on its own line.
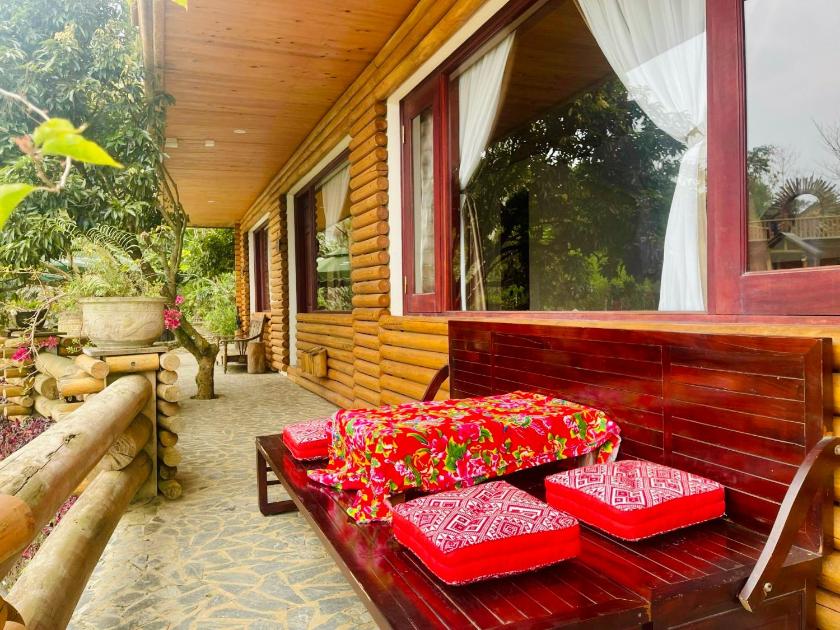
left=0, top=375, right=153, bottom=629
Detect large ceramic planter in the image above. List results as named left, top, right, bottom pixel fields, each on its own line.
left=79, top=297, right=166, bottom=348
left=57, top=309, right=83, bottom=338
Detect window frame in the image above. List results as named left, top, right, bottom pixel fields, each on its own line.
left=293, top=150, right=352, bottom=314
left=400, top=75, right=452, bottom=313
left=251, top=224, right=270, bottom=312
left=707, top=0, right=840, bottom=316
left=399, top=0, right=840, bottom=318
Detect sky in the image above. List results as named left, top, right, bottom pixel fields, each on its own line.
left=745, top=0, right=840, bottom=185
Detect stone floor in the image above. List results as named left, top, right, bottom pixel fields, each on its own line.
left=70, top=352, right=376, bottom=630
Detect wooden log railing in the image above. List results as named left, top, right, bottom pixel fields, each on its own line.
left=0, top=374, right=153, bottom=629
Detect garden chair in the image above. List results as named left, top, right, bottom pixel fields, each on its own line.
left=219, top=313, right=266, bottom=373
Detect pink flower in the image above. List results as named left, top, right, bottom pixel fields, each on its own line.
left=11, top=347, right=31, bottom=362
left=38, top=336, right=58, bottom=349
left=174, top=295, right=184, bottom=306
left=163, top=308, right=181, bottom=331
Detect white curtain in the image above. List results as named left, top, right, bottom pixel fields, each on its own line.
left=320, top=164, right=350, bottom=244
left=576, top=0, right=707, bottom=311
left=458, top=33, right=515, bottom=310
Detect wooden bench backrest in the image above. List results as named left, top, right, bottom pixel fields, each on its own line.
left=448, top=320, right=832, bottom=552
left=248, top=313, right=266, bottom=338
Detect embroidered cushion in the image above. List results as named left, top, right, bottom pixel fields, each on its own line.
left=392, top=480, right=579, bottom=585
left=282, top=418, right=330, bottom=461
left=545, top=459, right=725, bottom=541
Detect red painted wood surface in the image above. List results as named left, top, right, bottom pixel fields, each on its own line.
left=448, top=320, right=832, bottom=552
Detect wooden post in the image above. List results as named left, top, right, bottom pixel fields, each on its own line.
left=7, top=454, right=151, bottom=630
left=34, top=354, right=84, bottom=380
left=98, top=414, right=153, bottom=471
left=246, top=341, right=266, bottom=374
left=74, top=355, right=109, bottom=380
left=56, top=376, right=105, bottom=398
left=32, top=374, right=58, bottom=400
left=159, top=352, right=180, bottom=371
left=0, top=375, right=150, bottom=578
left=157, top=414, right=183, bottom=433
left=104, top=354, right=159, bottom=373
left=156, top=383, right=180, bottom=403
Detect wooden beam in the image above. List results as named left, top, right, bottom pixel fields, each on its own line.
left=8, top=454, right=151, bottom=630
left=0, top=375, right=150, bottom=578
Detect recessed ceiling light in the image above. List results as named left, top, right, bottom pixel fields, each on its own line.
left=208, top=200, right=217, bottom=204
left=165, top=137, right=179, bottom=148
left=204, top=139, right=216, bottom=148
left=233, top=129, right=247, bottom=134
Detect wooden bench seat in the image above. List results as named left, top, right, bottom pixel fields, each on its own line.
left=257, top=435, right=650, bottom=629
left=258, top=323, right=836, bottom=628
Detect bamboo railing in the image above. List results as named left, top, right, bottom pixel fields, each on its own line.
left=0, top=374, right=153, bottom=629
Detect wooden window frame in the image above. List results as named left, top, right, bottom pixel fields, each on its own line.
left=252, top=224, right=270, bottom=312
left=399, top=0, right=840, bottom=318
left=707, top=0, right=840, bottom=316
left=294, top=151, right=351, bottom=314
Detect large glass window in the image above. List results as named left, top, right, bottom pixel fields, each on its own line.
left=295, top=160, right=352, bottom=312
left=745, top=0, right=840, bottom=271
left=401, top=0, right=707, bottom=313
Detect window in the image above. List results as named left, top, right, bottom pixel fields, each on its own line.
left=401, top=78, right=448, bottom=312
left=295, top=156, right=352, bottom=312
left=401, top=0, right=707, bottom=313
left=709, top=0, right=840, bottom=314
left=745, top=0, right=840, bottom=271
left=251, top=225, right=270, bottom=312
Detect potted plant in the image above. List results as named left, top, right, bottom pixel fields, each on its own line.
left=59, top=242, right=165, bottom=348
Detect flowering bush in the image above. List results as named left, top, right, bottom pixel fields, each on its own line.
left=9, top=335, right=59, bottom=363
left=163, top=307, right=181, bottom=331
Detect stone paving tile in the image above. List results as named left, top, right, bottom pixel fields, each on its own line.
left=70, top=353, right=376, bottom=630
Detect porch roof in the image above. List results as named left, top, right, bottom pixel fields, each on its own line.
left=145, top=0, right=417, bottom=227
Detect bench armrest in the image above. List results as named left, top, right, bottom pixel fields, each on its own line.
left=739, top=435, right=840, bottom=612
left=421, top=365, right=449, bottom=402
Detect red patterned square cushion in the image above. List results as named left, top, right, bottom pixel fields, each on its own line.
left=392, top=480, right=579, bottom=585
left=545, top=459, right=725, bottom=540
left=282, top=418, right=330, bottom=461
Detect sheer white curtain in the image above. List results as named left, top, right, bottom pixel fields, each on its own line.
left=320, top=164, right=350, bottom=244
left=458, top=33, right=515, bottom=310
left=576, top=0, right=707, bottom=311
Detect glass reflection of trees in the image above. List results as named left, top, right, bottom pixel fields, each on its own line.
left=462, top=77, right=684, bottom=311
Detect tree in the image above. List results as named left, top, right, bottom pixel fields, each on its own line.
left=0, top=0, right=222, bottom=399
left=0, top=0, right=164, bottom=266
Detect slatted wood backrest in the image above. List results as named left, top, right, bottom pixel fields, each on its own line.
left=248, top=313, right=266, bottom=338
left=448, top=320, right=832, bottom=552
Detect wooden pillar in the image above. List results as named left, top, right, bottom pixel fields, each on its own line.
left=234, top=221, right=250, bottom=334
left=349, top=102, right=389, bottom=408
left=269, top=196, right=291, bottom=370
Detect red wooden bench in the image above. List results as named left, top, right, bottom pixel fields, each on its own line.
left=257, top=322, right=837, bottom=628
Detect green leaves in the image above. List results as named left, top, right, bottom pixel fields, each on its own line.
left=33, top=118, right=123, bottom=168
left=0, top=183, right=36, bottom=228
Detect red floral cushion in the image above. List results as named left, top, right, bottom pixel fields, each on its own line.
left=282, top=418, right=330, bottom=461
left=392, top=480, right=579, bottom=585
left=545, top=459, right=725, bottom=540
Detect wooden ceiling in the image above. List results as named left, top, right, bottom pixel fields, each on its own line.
left=492, top=0, right=612, bottom=143
left=161, top=0, right=418, bottom=226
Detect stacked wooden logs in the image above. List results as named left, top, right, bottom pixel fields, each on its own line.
left=379, top=316, right=450, bottom=405
left=154, top=352, right=183, bottom=500
left=29, top=353, right=106, bottom=422
left=1, top=338, right=36, bottom=419
left=349, top=101, right=389, bottom=409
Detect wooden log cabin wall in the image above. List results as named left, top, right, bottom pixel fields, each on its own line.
left=227, top=0, right=840, bottom=624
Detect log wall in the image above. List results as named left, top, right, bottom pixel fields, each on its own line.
left=228, top=0, right=840, bottom=623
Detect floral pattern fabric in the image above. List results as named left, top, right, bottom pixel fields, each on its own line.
left=308, top=391, right=621, bottom=522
